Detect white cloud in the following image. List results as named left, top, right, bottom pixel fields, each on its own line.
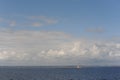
left=0, top=30, right=120, bottom=66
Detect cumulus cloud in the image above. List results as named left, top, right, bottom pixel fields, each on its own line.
left=0, top=30, right=120, bottom=66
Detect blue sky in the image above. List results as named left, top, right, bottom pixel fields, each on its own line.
left=0, top=0, right=120, bottom=38
left=0, top=0, right=120, bottom=66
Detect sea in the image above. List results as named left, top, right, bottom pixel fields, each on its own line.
left=0, top=67, right=120, bottom=80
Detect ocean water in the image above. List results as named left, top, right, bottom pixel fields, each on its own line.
left=0, top=67, right=120, bottom=80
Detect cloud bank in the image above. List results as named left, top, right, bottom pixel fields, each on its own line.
left=0, top=30, right=120, bottom=66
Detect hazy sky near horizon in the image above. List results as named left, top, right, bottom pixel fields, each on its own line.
left=0, top=0, right=120, bottom=66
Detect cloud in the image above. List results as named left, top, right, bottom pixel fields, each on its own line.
left=0, top=15, right=58, bottom=28
left=86, top=27, right=104, bottom=33
left=9, top=21, right=16, bottom=27
left=28, top=16, right=58, bottom=24
left=0, top=30, right=120, bottom=66
left=0, top=18, right=4, bottom=22
left=31, top=22, right=43, bottom=27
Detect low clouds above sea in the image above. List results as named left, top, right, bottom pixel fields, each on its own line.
left=0, top=30, right=120, bottom=66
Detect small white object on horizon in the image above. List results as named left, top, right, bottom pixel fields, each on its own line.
left=77, top=65, right=80, bottom=68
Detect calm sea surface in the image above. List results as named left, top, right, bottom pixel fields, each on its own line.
left=0, top=67, right=120, bottom=80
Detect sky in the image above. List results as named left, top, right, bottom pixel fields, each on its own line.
left=0, top=0, right=120, bottom=66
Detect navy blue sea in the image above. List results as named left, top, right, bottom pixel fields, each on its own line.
left=0, top=67, right=120, bottom=80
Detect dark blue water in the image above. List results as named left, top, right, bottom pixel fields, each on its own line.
left=0, top=67, right=120, bottom=80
